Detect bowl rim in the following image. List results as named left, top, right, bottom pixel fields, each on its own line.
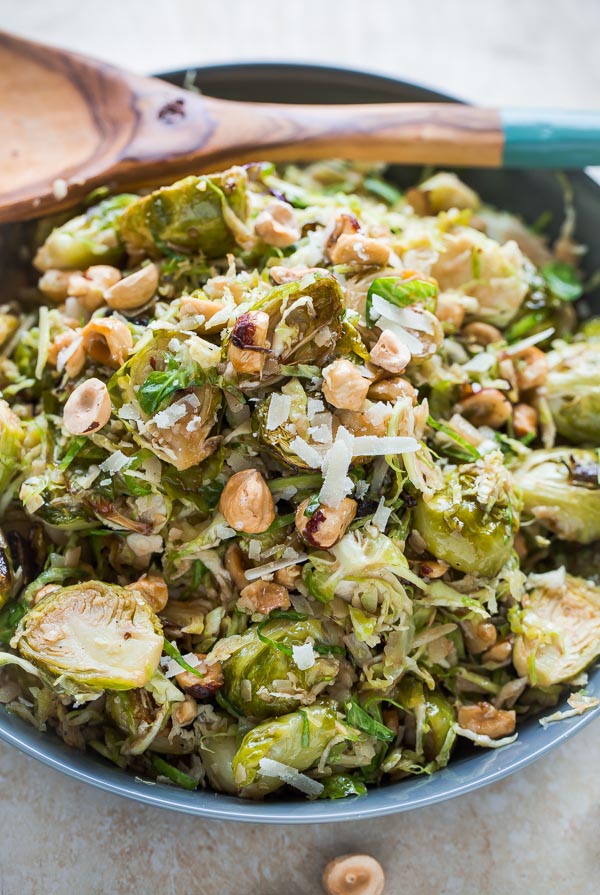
left=1, top=61, right=599, bottom=823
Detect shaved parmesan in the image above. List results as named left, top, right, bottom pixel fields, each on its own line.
left=307, top=397, right=325, bottom=419
left=290, top=436, right=322, bottom=469
left=258, top=758, right=324, bottom=797
left=266, top=393, right=292, bottom=431
left=152, top=400, right=188, bottom=429
left=372, top=497, right=392, bottom=531
left=99, top=450, right=130, bottom=473
left=377, top=317, right=424, bottom=353
left=354, top=480, right=369, bottom=499
left=504, top=327, right=555, bottom=355
left=244, top=552, right=308, bottom=582
left=462, top=351, right=496, bottom=373
left=319, top=426, right=354, bottom=508
left=119, top=402, right=142, bottom=422
left=292, top=642, right=316, bottom=671
left=248, top=539, right=262, bottom=561
left=352, top=435, right=419, bottom=456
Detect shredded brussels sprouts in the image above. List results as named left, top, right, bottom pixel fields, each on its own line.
left=0, top=160, right=597, bottom=801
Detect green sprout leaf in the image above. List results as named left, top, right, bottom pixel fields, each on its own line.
left=162, top=638, right=204, bottom=678
left=541, top=261, right=583, bottom=303
left=319, top=773, right=368, bottom=799
left=366, top=276, right=438, bottom=327
left=364, top=177, right=402, bottom=206
left=151, top=756, right=198, bottom=791
left=344, top=697, right=396, bottom=743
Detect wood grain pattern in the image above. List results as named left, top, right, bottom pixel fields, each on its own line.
left=0, top=30, right=504, bottom=223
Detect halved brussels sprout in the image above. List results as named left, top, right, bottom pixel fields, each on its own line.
left=110, top=331, right=222, bottom=470
left=229, top=272, right=344, bottom=384
left=303, top=529, right=418, bottom=606
left=512, top=572, right=600, bottom=685
left=231, top=699, right=338, bottom=797
left=119, top=167, right=248, bottom=259
left=199, top=726, right=240, bottom=795
left=34, top=194, right=137, bottom=271
left=106, top=688, right=168, bottom=754
left=222, top=617, right=340, bottom=719
left=394, top=677, right=456, bottom=762
left=408, top=172, right=480, bottom=214
left=545, top=340, right=600, bottom=443
left=12, top=581, right=163, bottom=690
left=514, top=448, right=600, bottom=543
left=413, top=455, right=519, bottom=577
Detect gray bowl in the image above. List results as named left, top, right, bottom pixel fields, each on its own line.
left=1, top=63, right=599, bottom=823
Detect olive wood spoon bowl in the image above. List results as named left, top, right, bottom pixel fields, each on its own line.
left=1, top=30, right=600, bottom=223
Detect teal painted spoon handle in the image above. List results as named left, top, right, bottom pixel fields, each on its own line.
left=502, top=108, right=600, bottom=168
left=1, top=29, right=600, bottom=223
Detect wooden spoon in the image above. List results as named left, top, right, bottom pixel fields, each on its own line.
left=1, top=30, right=600, bottom=224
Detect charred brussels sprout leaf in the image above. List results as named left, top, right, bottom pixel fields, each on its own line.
left=0, top=529, right=14, bottom=610
left=119, top=167, right=248, bottom=259
left=34, top=194, right=137, bottom=271
left=222, top=617, right=340, bottom=719
left=413, top=455, right=519, bottom=577
left=12, top=581, right=163, bottom=690
left=231, top=700, right=338, bottom=796
left=241, top=272, right=344, bottom=378
left=514, top=448, right=600, bottom=543
left=546, top=340, right=600, bottom=443
left=511, top=573, right=600, bottom=685
left=106, top=688, right=168, bottom=755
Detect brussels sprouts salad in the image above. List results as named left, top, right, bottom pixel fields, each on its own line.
left=0, top=161, right=599, bottom=800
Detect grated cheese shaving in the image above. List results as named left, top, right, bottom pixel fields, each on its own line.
left=371, top=497, right=392, bottom=531
left=99, top=450, right=130, bottom=473
left=352, top=435, right=419, bottom=456
left=266, top=393, right=292, bottom=430
left=248, top=539, right=262, bottom=561
left=290, top=436, right=322, bottom=469
left=319, top=426, right=354, bottom=508
left=152, top=400, right=188, bottom=429
left=292, top=642, right=316, bottom=671
left=258, top=758, right=324, bottom=796
left=307, top=397, right=325, bottom=419
left=244, top=552, right=308, bottom=582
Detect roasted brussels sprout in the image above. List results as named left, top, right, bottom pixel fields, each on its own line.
left=106, top=688, right=169, bottom=754
left=34, top=194, right=137, bottom=271
left=231, top=700, right=338, bottom=797
left=545, top=340, right=600, bottom=443
left=413, top=453, right=519, bottom=577
left=222, top=617, right=340, bottom=719
left=512, top=572, right=600, bottom=685
left=303, top=529, right=418, bottom=606
left=12, top=581, right=163, bottom=690
left=407, top=172, right=480, bottom=214
left=394, top=676, right=456, bottom=762
left=199, top=726, right=240, bottom=795
left=230, top=272, right=344, bottom=385
left=514, top=448, right=600, bottom=543
left=119, top=167, right=248, bottom=259
left=110, top=331, right=222, bottom=470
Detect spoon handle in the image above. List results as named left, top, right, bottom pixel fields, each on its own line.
left=1, top=30, right=600, bottom=223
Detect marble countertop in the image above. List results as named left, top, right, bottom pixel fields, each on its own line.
left=1, top=1, right=600, bottom=892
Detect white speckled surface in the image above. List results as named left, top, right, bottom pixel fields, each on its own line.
left=1, top=1, right=600, bottom=891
